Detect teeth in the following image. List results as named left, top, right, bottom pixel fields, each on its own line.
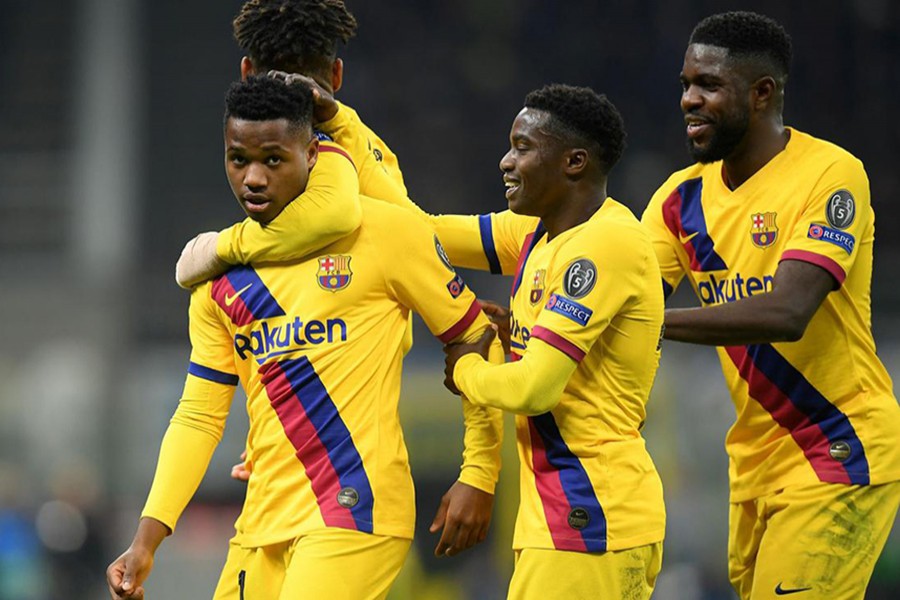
left=505, top=181, right=518, bottom=188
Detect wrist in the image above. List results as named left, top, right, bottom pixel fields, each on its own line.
left=132, top=517, right=170, bottom=554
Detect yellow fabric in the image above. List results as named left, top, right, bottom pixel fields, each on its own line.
left=213, top=528, right=411, bottom=600
left=216, top=141, right=362, bottom=265
left=507, top=542, right=662, bottom=600
left=456, top=200, right=666, bottom=554
left=728, top=481, right=900, bottom=600
left=141, top=373, right=235, bottom=532
left=641, top=128, right=900, bottom=502
left=141, top=198, right=500, bottom=548
left=454, top=340, right=575, bottom=416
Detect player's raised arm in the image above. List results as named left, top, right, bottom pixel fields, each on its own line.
left=176, top=138, right=361, bottom=288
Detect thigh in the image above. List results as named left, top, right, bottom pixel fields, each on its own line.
left=751, top=481, right=900, bottom=600
left=280, top=528, right=411, bottom=600
left=728, top=499, right=766, bottom=600
left=507, top=543, right=662, bottom=600
left=213, top=540, right=290, bottom=600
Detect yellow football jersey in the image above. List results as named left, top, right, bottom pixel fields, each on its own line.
left=143, top=197, right=493, bottom=547
left=642, top=128, right=900, bottom=502
left=447, top=201, right=667, bottom=552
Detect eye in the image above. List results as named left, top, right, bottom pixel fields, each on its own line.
left=265, top=155, right=282, bottom=166
left=229, top=155, right=247, bottom=167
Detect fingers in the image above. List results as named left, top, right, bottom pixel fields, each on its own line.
left=107, top=559, right=144, bottom=600
left=230, top=462, right=251, bottom=482
left=429, top=497, right=448, bottom=534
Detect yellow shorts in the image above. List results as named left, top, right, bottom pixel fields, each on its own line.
left=729, top=481, right=900, bottom=600
left=506, top=542, right=662, bottom=600
left=212, top=528, right=411, bottom=600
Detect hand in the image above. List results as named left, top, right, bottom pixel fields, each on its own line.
left=230, top=449, right=252, bottom=482
left=429, top=481, right=494, bottom=557
left=267, top=70, right=339, bottom=124
left=443, top=327, right=497, bottom=395
left=106, top=546, right=153, bottom=599
left=175, top=232, right=229, bottom=289
left=479, top=299, right=511, bottom=354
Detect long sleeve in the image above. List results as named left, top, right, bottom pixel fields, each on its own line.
left=216, top=141, right=362, bottom=264
left=454, top=339, right=577, bottom=416
left=140, top=374, right=235, bottom=531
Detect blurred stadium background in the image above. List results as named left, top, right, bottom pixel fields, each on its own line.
left=1, top=0, right=899, bottom=598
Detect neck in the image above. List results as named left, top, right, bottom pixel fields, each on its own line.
left=542, top=183, right=607, bottom=240
left=722, top=117, right=788, bottom=189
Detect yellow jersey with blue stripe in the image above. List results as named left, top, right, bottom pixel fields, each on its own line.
left=143, top=197, right=490, bottom=547
left=441, top=201, right=666, bottom=552
left=641, top=128, right=900, bottom=502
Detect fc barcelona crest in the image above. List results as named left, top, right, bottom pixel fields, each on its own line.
left=750, top=212, right=778, bottom=248
left=317, top=255, right=352, bottom=292
left=530, top=269, right=546, bottom=305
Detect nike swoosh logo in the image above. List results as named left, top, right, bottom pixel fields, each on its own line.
left=678, top=231, right=700, bottom=244
left=225, top=284, right=253, bottom=307
left=775, top=583, right=812, bottom=595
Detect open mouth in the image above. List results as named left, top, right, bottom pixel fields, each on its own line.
left=242, top=194, right=271, bottom=213
left=504, top=179, right=520, bottom=199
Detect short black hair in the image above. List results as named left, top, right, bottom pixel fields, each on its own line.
left=524, top=84, right=626, bottom=175
left=224, top=75, right=314, bottom=135
left=233, top=0, right=357, bottom=77
left=690, top=11, right=792, bottom=80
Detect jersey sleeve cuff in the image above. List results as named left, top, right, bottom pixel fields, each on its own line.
left=438, top=299, right=483, bottom=343
left=531, top=326, right=586, bottom=362
left=780, top=249, right=846, bottom=288
left=457, top=470, right=497, bottom=495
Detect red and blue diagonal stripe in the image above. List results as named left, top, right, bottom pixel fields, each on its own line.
left=511, top=223, right=546, bottom=299
left=261, top=357, right=374, bottom=532
left=529, top=413, right=607, bottom=552
left=212, top=266, right=286, bottom=326
left=661, top=178, right=728, bottom=272
left=726, top=343, right=869, bottom=484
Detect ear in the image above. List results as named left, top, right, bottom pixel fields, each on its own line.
left=240, top=56, right=255, bottom=81
left=751, top=75, right=777, bottom=111
left=332, top=58, right=344, bottom=93
left=307, top=136, right=320, bottom=170
left=564, top=148, right=589, bottom=176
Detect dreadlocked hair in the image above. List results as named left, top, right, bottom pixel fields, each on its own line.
left=234, top=0, right=357, bottom=75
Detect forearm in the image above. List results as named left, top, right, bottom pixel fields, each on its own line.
left=217, top=146, right=361, bottom=265
left=452, top=315, right=504, bottom=492
left=664, top=292, right=809, bottom=346
left=454, top=340, right=575, bottom=416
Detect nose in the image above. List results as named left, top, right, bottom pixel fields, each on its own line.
left=244, top=162, right=267, bottom=191
left=499, top=149, right=514, bottom=173
left=681, top=84, right=702, bottom=113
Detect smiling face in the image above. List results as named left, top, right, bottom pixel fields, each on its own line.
left=499, top=107, right=568, bottom=218
left=680, top=44, right=752, bottom=164
left=224, top=117, right=318, bottom=224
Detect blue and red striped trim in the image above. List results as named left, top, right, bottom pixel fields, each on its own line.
left=212, top=266, right=286, bottom=326
left=187, top=362, right=239, bottom=386
left=726, top=343, right=869, bottom=484
left=661, top=178, right=728, bottom=273
left=478, top=215, right=502, bottom=274
left=261, top=357, right=374, bottom=532
left=528, top=413, right=607, bottom=552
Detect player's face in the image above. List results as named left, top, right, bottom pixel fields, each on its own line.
left=680, top=44, right=751, bottom=164
left=224, top=118, right=318, bottom=224
left=499, top=108, right=567, bottom=217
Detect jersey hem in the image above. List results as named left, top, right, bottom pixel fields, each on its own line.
left=512, top=527, right=665, bottom=553
left=728, top=468, right=900, bottom=503
left=231, top=521, right=415, bottom=548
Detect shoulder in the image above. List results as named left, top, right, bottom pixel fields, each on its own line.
left=789, top=128, right=866, bottom=176
left=563, top=201, right=651, bottom=264
left=646, top=163, right=707, bottom=209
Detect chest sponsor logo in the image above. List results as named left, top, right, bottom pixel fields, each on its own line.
left=825, top=189, right=855, bottom=229
left=807, top=223, right=855, bottom=255
left=317, top=255, right=353, bottom=292
left=529, top=269, right=546, bottom=305
left=545, top=294, right=593, bottom=326
left=234, top=317, right=348, bottom=363
left=563, top=259, right=596, bottom=298
left=750, top=212, right=778, bottom=248
left=697, top=272, right=774, bottom=305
